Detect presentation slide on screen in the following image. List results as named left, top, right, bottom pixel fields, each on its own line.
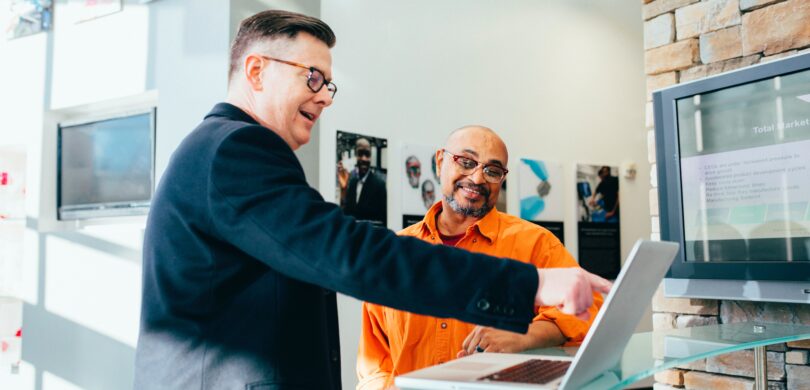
left=681, top=137, right=810, bottom=241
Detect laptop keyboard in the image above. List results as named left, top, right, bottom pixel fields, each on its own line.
left=478, top=359, right=571, bottom=385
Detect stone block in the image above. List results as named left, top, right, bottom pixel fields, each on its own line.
left=647, top=71, right=678, bottom=101
left=646, top=101, right=655, bottom=128
left=684, top=371, right=754, bottom=390
left=786, top=364, right=810, bottom=390
left=768, top=343, right=787, bottom=352
left=646, top=13, right=675, bottom=50
left=648, top=129, right=657, bottom=165
left=652, top=283, right=719, bottom=315
left=650, top=188, right=659, bottom=216
left=652, top=216, right=660, bottom=234
left=720, top=300, right=810, bottom=325
left=700, top=26, right=743, bottom=64
left=654, top=368, right=685, bottom=386
left=675, top=1, right=706, bottom=40
left=679, top=54, right=760, bottom=82
left=706, top=349, right=785, bottom=381
left=653, top=312, right=676, bottom=330
left=703, top=0, right=741, bottom=33
left=675, top=314, right=718, bottom=328
left=645, top=39, right=699, bottom=75
left=740, top=0, right=783, bottom=11
left=742, top=0, right=810, bottom=56
left=785, top=350, right=808, bottom=365
left=643, top=0, right=700, bottom=20
left=762, top=50, right=799, bottom=63
left=651, top=163, right=658, bottom=188
left=676, top=358, right=707, bottom=371
left=787, top=339, right=810, bottom=349
left=675, top=0, right=740, bottom=40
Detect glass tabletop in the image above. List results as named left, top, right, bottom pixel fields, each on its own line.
left=522, top=322, right=810, bottom=389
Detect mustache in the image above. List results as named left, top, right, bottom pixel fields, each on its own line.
left=454, top=180, right=490, bottom=198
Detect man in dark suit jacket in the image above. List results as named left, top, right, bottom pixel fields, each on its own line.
left=340, top=138, right=387, bottom=227
left=134, top=10, right=611, bottom=390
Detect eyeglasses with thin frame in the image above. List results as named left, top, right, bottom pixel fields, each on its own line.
left=442, top=149, right=509, bottom=184
left=260, top=56, right=338, bottom=99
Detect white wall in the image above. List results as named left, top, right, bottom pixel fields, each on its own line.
left=318, top=1, right=648, bottom=389
left=0, top=1, right=231, bottom=389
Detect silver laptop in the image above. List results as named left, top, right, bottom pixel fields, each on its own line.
left=395, top=239, right=680, bottom=390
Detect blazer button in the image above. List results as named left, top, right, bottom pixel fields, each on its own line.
left=506, top=307, right=515, bottom=315
left=477, top=299, right=490, bottom=311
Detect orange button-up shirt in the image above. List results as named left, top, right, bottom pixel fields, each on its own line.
left=356, top=203, right=604, bottom=389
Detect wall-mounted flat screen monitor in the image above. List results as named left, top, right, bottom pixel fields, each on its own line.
left=654, top=53, right=810, bottom=303
left=57, top=108, right=156, bottom=220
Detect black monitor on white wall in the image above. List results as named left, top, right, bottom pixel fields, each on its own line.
left=653, top=52, right=810, bottom=303
left=57, top=108, right=156, bottom=220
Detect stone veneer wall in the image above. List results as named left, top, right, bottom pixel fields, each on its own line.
left=642, top=0, right=810, bottom=389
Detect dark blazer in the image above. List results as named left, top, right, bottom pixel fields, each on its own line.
left=134, top=103, right=538, bottom=390
left=343, top=169, right=387, bottom=227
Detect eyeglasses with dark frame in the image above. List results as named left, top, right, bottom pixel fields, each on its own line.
left=260, top=56, right=338, bottom=99
left=442, top=149, right=509, bottom=184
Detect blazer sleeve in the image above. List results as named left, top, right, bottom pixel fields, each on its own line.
left=208, top=126, right=538, bottom=332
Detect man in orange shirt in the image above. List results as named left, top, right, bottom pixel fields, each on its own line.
left=356, top=126, right=605, bottom=389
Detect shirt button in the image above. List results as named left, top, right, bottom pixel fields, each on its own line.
left=472, top=239, right=477, bottom=243
left=441, top=322, right=447, bottom=329
left=477, top=299, right=490, bottom=311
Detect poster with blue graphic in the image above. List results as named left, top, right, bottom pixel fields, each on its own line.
left=519, top=158, right=564, bottom=243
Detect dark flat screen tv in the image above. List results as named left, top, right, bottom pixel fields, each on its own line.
left=654, top=52, right=810, bottom=303
left=57, top=108, right=156, bottom=220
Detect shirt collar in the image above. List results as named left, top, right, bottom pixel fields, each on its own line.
left=420, top=202, right=500, bottom=243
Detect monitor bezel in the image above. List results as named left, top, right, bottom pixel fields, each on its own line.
left=654, top=52, right=810, bottom=282
left=56, top=107, right=157, bottom=221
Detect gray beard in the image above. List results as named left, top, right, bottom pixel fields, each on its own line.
left=445, top=194, right=492, bottom=218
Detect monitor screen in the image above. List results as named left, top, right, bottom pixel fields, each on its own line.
left=676, top=69, right=810, bottom=263
left=58, top=109, right=155, bottom=220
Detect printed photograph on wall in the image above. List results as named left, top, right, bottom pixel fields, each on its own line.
left=5, top=0, right=52, bottom=40
left=76, top=0, right=122, bottom=23
left=401, top=145, right=439, bottom=228
left=519, top=158, right=564, bottom=243
left=336, top=131, right=388, bottom=228
left=576, top=163, right=621, bottom=279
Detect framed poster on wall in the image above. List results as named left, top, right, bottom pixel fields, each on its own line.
left=336, top=131, right=388, bottom=228
left=576, top=163, right=620, bottom=279
left=401, top=144, right=439, bottom=228
left=519, top=158, right=564, bottom=243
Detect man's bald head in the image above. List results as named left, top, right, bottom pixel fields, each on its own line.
left=437, top=125, right=509, bottom=219
left=444, top=125, right=508, bottom=167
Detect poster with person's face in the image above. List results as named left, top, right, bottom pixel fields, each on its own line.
left=519, top=158, right=564, bottom=242
left=401, top=145, right=439, bottom=227
left=576, top=163, right=620, bottom=279
left=336, top=131, right=388, bottom=228
left=576, top=164, right=620, bottom=223
left=6, top=0, right=52, bottom=40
